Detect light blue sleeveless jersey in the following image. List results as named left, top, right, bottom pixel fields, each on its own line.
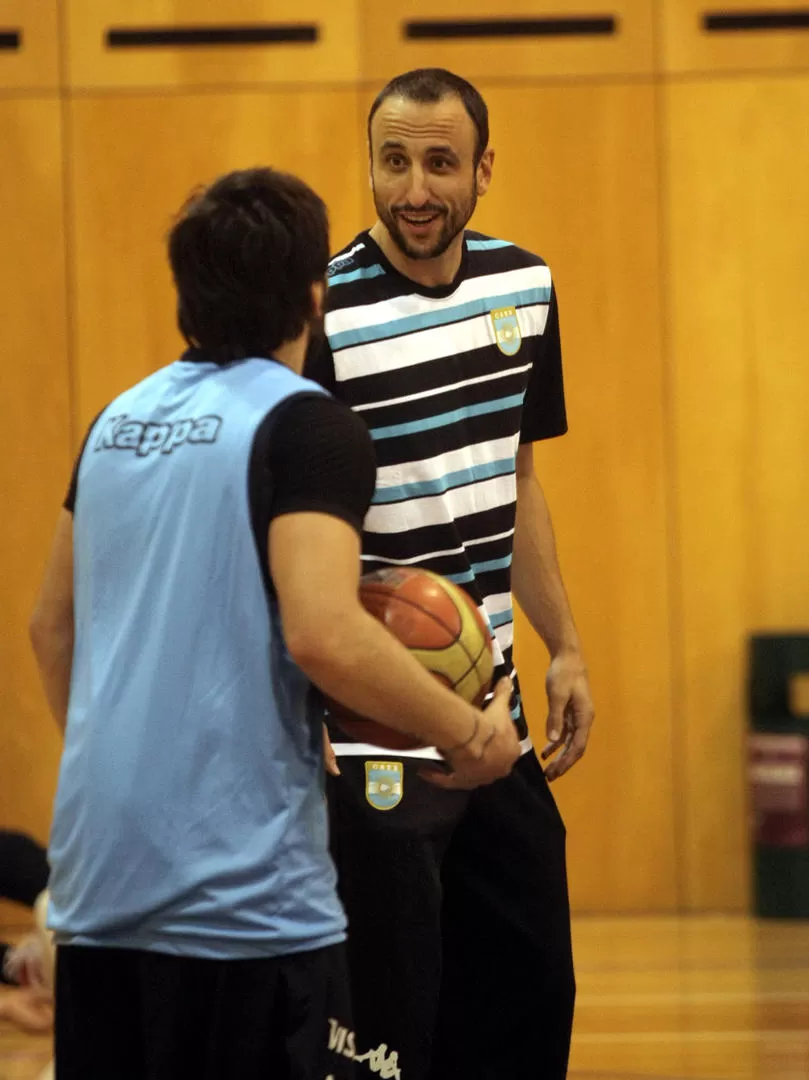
left=47, top=356, right=346, bottom=959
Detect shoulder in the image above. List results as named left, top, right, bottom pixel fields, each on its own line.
left=326, top=234, right=383, bottom=287
left=325, top=233, right=393, bottom=315
left=260, top=392, right=364, bottom=452
left=328, top=233, right=373, bottom=272
left=464, top=231, right=552, bottom=289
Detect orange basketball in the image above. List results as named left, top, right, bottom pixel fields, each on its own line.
left=328, top=567, right=494, bottom=750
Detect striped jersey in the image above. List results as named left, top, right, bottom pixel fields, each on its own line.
left=306, top=229, right=567, bottom=744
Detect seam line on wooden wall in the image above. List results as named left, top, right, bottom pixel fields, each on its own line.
left=105, top=25, right=319, bottom=50
left=56, top=73, right=661, bottom=101
left=403, top=17, right=618, bottom=40
left=0, top=29, right=21, bottom=51
left=703, top=10, right=809, bottom=32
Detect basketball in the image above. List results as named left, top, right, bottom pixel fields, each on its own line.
left=327, top=567, right=495, bottom=750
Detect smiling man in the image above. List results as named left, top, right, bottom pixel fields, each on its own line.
left=305, top=69, right=595, bottom=1079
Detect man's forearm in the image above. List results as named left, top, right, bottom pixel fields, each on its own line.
left=512, top=471, right=580, bottom=657
left=30, top=629, right=73, bottom=734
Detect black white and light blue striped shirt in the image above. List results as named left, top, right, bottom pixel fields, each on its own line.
left=306, top=229, right=567, bottom=744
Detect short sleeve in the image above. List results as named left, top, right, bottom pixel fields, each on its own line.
left=520, top=284, right=568, bottom=444
left=64, top=409, right=106, bottom=512
left=247, top=392, right=377, bottom=598
left=262, top=394, right=376, bottom=531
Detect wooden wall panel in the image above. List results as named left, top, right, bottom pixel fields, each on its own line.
left=661, top=0, right=809, bottom=74
left=664, top=74, right=809, bottom=910
left=0, top=98, right=69, bottom=845
left=370, top=82, right=674, bottom=911
left=66, top=0, right=360, bottom=89
left=69, top=90, right=364, bottom=429
left=5, top=0, right=805, bottom=918
left=0, top=1, right=60, bottom=90
left=362, top=0, right=656, bottom=81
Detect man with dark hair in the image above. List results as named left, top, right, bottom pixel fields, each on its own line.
left=367, top=67, right=490, bottom=166
left=29, top=166, right=520, bottom=1080
left=307, top=70, right=595, bottom=1078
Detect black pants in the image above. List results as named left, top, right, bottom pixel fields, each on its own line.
left=55, top=943, right=356, bottom=1080
left=328, top=750, right=575, bottom=1080
left=0, top=830, right=49, bottom=983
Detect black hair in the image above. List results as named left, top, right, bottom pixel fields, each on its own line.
left=368, top=68, right=489, bottom=166
left=168, top=167, right=329, bottom=364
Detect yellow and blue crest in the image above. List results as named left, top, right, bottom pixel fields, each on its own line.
left=490, top=305, right=522, bottom=356
left=365, top=761, right=403, bottom=811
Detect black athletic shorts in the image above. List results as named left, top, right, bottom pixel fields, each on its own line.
left=55, top=942, right=355, bottom=1080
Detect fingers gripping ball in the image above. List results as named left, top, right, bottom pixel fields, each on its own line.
left=328, top=568, right=495, bottom=750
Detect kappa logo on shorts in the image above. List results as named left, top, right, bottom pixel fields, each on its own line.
left=365, top=761, right=403, bottom=811
left=94, top=413, right=222, bottom=457
left=490, top=305, right=522, bottom=357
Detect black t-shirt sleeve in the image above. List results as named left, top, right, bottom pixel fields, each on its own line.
left=302, top=335, right=338, bottom=394
left=264, top=393, right=376, bottom=530
left=520, top=283, right=569, bottom=444
left=63, top=410, right=106, bottom=513
left=248, top=392, right=377, bottom=594
left=64, top=457, right=81, bottom=513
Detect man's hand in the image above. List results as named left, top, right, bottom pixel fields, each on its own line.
left=0, top=986, right=54, bottom=1034
left=541, top=650, right=595, bottom=781
left=323, top=724, right=340, bottom=777
left=420, top=678, right=521, bottom=790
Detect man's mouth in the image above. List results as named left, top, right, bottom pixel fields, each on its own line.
left=398, top=211, right=442, bottom=227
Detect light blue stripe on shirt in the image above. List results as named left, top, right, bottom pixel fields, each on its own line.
left=446, top=556, right=513, bottom=585
left=489, top=609, right=513, bottom=629
left=372, top=457, right=515, bottom=504
left=470, top=554, right=513, bottom=575
left=466, top=239, right=514, bottom=251
left=446, top=569, right=475, bottom=585
left=328, top=264, right=385, bottom=288
left=369, top=393, right=525, bottom=441
left=329, top=286, right=550, bottom=351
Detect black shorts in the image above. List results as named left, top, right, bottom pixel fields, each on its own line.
left=55, top=942, right=355, bottom=1080
left=328, top=749, right=575, bottom=1080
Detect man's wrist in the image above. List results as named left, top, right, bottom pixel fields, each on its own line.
left=546, top=634, right=583, bottom=661
left=439, top=706, right=491, bottom=763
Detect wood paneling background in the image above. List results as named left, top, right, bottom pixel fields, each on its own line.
left=3, top=0, right=809, bottom=912
left=0, top=97, right=70, bottom=845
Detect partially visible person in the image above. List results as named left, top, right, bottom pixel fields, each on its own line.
left=29, top=167, right=520, bottom=1080
left=0, top=831, right=53, bottom=1033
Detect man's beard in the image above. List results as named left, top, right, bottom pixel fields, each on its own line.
left=374, top=186, right=478, bottom=262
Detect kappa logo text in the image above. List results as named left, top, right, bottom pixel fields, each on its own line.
left=94, top=414, right=222, bottom=457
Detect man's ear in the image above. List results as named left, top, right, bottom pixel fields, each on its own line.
left=311, top=279, right=325, bottom=316
left=477, top=147, right=495, bottom=197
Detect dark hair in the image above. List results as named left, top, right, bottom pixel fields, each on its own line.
left=168, top=167, right=329, bottom=364
left=368, top=68, right=489, bottom=166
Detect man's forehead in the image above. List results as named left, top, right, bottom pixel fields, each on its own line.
left=371, top=96, right=474, bottom=147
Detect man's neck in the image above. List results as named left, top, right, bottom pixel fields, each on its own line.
left=272, top=332, right=308, bottom=375
left=369, top=221, right=465, bottom=289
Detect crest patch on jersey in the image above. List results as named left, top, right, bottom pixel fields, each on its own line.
left=490, top=306, right=522, bottom=357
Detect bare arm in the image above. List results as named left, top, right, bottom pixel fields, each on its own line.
left=513, top=445, right=580, bottom=657
left=30, top=510, right=75, bottom=734
left=270, top=512, right=519, bottom=789
left=513, top=444, right=594, bottom=780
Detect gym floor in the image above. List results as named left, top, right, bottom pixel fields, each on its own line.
left=1, top=915, right=807, bottom=1080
